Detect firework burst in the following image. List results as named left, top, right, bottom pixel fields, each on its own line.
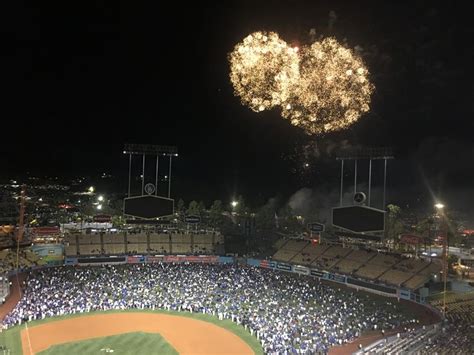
left=229, top=33, right=374, bottom=135
left=281, top=38, right=374, bottom=134
left=229, top=31, right=300, bottom=112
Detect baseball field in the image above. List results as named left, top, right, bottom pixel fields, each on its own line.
left=0, top=309, right=264, bottom=355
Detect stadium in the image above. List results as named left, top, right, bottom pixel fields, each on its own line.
left=0, top=148, right=473, bottom=354
left=0, top=219, right=472, bottom=354
left=1, top=3, right=474, bottom=353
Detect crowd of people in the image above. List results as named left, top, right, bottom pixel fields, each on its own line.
left=3, top=263, right=418, bottom=354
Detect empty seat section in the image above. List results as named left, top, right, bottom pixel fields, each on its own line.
left=290, top=244, right=329, bottom=265
left=127, top=233, right=147, bottom=243
left=149, top=233, right=169, bottom=243
left=172, top=243, right=192, bottom=254
left=65, top=245, right=78, bottom=256
left=378, top=269, right=413, bottom=286
left=103, top=233, right=125, bottom=244
left=404, top=274, right=429, bottom=290
left=193, top=234, right=213, bottom=244
left=355, top=264, right=390, bottom=279
left=331, top=259, right=362, bottom=274
left=78, top=244, right=102, bottom=255
left=149, top=243, right=169, bottom=254
left=194, top=244, right=213, bottom=254
left=171, top=234, right=192, bottom=244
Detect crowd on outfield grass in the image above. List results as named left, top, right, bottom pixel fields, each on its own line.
left=3, top=263, right=419, bottom=354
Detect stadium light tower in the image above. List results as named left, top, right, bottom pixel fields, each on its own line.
left=435, top=202, right=447, bottom=317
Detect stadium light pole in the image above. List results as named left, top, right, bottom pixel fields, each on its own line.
left=435, top=203, right=447, bottom=317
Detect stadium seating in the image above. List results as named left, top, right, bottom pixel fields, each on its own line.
left=126, top=233, right=147, bottom=243
left=171, top=234, right=192, bottom=244
left=320, top=246, right=352, bottom=259
left=368, top=253, right=400, bottom=267
left=378, top=269, right=413, bottom=286
left=417, top=262, right=441, bottom=276
left=103, top=233, right=126, bottom=244
left=171, top=243, right=192, bottom=254
left=103, top=243, right=125, bottom=254
left=273, top=240, right=442, bottom=291
left=78, top=244, right=102, bottom=255
left=290, top=244, right=330, bottom=265
left=63, top=234, right=78, bottom=245
left=193, top=234, right=213, bottom=244
left=193, top=244, right=213, bottom=254
left=149, top=233, right=170, bottom=243
left=273, top=239, right=308, bottom=262
left=403, top=274, right=429, bottom=290
left=148, top=243, right=169, bottom=254
left=345, top=249, right=376, bottom=263
left=331, top=258, right=363, bottom=274
left=396, top=258, right=429, bottom=273
left=64, top=245, right=78, bottom=256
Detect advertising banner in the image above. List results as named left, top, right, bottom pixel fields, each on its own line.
left=127, top=256, right=145, bottom=263
left=260, top=260, right=277, bottom=269
left=276, top=263, right=292, bottom=272
left=293, top=265, right=310, bottom=275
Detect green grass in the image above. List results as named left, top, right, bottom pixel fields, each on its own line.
left=38, top=332, right=177, bottom=355
left=0, top=309, right=263, bottom=355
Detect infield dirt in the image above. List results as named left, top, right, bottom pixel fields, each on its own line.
left=20, top=312, right=254, bottom=355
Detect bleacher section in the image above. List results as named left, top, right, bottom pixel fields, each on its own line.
left=172, top=243, right=192, bottom=254
left=331, top=249, right=376, bottom=274
left=64, top=244, right=77, bottom=256
left=149, top=234, right=170, bottom=243
left=378, top=269, right=413, bottom=286
left=193, top=234, right=214, bottom=254
left=78, top=244, right=102, bottom=255
left=273, top=240, right=308, bottom=262
left=291, top=244, right=330, bottom=265
left=66, top=231, right=221, bottom=257
left=103, top=243, right=125, bottom=254
left=355, top=253, right=399, bottom=280
left=126, top=233, right=147, bottom=244
left=311, top=245, right=352, bottom=270
left=103, top=233, right=125, bottom=244
left=418, top=262, right=442, bottom=276
left=273, top=240, right=441, bottom=291
left=148, top=243, right=170, bottom=254
left=404, top=274, right=430, bottom=290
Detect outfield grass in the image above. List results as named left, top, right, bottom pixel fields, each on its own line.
left=38, top=332, right=177, bottom=355
left=0, top=309, right=263, bottom=355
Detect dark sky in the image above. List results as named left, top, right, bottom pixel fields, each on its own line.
left=1, top=1, right=473, bottom=211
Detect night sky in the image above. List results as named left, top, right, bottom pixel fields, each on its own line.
left=1, top=1, right=473, bottom=211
